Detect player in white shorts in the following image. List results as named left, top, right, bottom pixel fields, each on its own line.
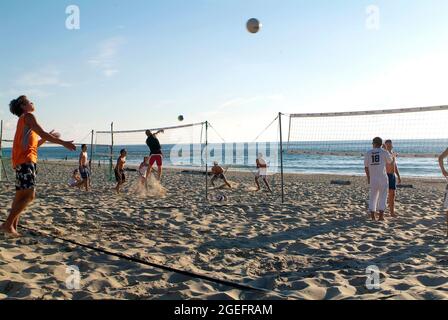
left=364, top=137, right=393, bottom=221
left=438, top=148, right=448, bottom=236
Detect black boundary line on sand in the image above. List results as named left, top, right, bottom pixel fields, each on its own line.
left=38, top=202, right=290, bottom=211
left=0, top=219, right=287, bottom=298
left=8, top=202, right=368, bottom=213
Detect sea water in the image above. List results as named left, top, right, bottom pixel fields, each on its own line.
left=1, top=139, right=446, bottom=178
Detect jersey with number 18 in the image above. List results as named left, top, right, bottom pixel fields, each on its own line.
left=364, top=148, right=393, bottom=182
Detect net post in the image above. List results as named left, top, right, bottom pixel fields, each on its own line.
left=0, top=120, right=8, bottom=183
left=205, top=121, right=209, bottom=203
left=287, top=114, right=292, bottom=153
left=0, top=120, right=3, bottom=181
left=89, top=130, right=94, bottom=173
left=110, top=122, right=114, bottom=181
left=278, top=113, right=285, bottom=204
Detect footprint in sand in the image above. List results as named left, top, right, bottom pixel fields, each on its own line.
left=17, top=238, right=39, bottom=246
left=416, top=275, right=447, bottom=287
left=0, top=280, right=32, bottom=298
left=393, top=283, right=413, bottom=291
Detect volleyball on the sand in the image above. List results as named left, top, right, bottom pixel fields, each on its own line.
left=247, top=18, right=262, bottom=34
left=216, top=194, right=227, bottom=201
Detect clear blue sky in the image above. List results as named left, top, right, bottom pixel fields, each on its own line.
left=1, top=0, right=448, bottom=142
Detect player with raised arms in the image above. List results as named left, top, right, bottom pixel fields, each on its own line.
left=145, top=129, right=164, bottom=181
left=1, top=96, right=76, bottom=237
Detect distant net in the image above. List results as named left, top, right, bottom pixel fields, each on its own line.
left=0, top=125, right=97, bottom=184
left=0, top=119, right=13, bottom=182
left=286, top=106, right=448, bottom=177
left=94, top=122, right=207, bottom=181
left=203, top=116, right=283, bottom=202
left=0, top=137, right=13, bottom=182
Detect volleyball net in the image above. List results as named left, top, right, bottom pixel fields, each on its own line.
left=287, top=106, right=448, bottom=158
left=0, top=120, right=12, bottom=182
left=0, top=121, right=97, bottom=184
left=5, top=105, right=446, bottom=200
left=91, top=116, right=286, bottom=203
left=94, top=122, right=208, bottom=179
left=203, top=115, right=284, bottom=203
left=283, top=106, right=448, bottom=180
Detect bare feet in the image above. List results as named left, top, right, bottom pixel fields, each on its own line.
left=0, top=223, right=21, bottom=237
left=378, top=212, right=385, bottom=221
left=370, top=212, right=376, bottom=221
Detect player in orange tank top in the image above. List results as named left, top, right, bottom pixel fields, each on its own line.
left=12, top=113, right=39, bottom=167
left=1, top=96, right=76, bottom=237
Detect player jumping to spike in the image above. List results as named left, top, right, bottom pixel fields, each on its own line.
left=1, top=96, right=76, bottom=237
left=145, top=129, right=164, bottom=181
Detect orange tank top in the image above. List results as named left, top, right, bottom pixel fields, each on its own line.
left=12, top=114, right=39, bottom=168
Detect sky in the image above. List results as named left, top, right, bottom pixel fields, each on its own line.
left=1, top=0, right=448, bottom=143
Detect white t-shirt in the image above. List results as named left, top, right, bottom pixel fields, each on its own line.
left=364, top=148, right=393, bottom=182
left=257, top=158, right=268, bottom=176
left=139, top=164, right=148, bottom=177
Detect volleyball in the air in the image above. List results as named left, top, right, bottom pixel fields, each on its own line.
left=52, top=131, right=61, bottom=138
left=247, top=18, right=262, bottom=34
left=178, top=115, right=184, bottom=122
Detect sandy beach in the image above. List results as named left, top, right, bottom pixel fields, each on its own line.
left=1, top=161, right=447, bottom=300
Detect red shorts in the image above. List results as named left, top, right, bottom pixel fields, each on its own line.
left=149, top=154, right=163, bottom=167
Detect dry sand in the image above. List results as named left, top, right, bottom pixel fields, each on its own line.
left=0, top=161, right=447, bottom=300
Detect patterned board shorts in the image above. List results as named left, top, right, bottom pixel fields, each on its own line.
left=79, top=165, right=91, bottom=180
left=15, top=163, right=37, bottom=191
left=115, top=169, right=126, bottom=183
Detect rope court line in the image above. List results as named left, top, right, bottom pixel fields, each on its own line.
left=0, top=218, right=287, bottom=297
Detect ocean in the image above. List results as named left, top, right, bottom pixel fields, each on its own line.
left=1, top=139, right=447, bottom=178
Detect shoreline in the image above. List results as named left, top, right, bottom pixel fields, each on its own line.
left=34, top=159, right=448, bottom=182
